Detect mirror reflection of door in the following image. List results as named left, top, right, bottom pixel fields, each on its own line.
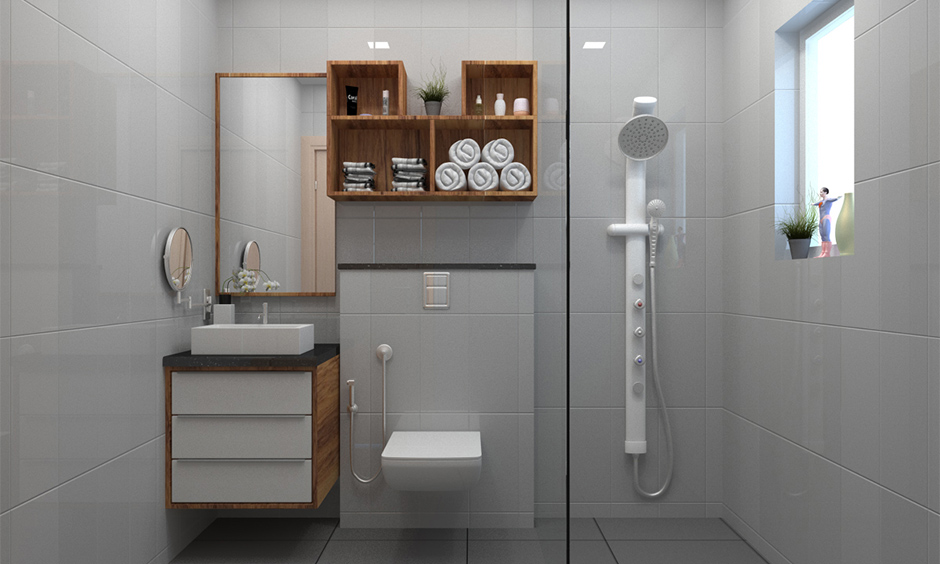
left=166, top=227, right=193, bottom=290
left=302, top=136, right=335, bottom=293
left=243, top=240, right=261, bottom=271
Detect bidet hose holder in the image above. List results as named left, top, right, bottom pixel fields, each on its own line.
left=348, top=345, right=393, bottom=484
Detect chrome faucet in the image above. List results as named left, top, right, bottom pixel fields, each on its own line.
left=259, top=302, right=268, bottom=324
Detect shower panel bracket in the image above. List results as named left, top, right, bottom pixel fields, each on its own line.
left=606, top=223, right=664, bottom=237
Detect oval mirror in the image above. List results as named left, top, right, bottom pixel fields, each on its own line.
left=242, top=240, right=261, bottom=271
left=164, top=227, right=193, bottom=291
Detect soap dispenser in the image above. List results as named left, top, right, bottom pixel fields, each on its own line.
left=494, top=93, right=506, bottom=116
left=474, top=95, right=484, bottom=115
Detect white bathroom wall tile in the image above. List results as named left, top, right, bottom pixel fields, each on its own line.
left=722, top=412, right=761, bottom=528
left=217, top=0, right=233, bottom=26
left=468, top=315, right=520, bottom=413
left=657, top=408, right=706, bottom=503
left=278, top=0, right=326, bottom=27
left=370, top=315, right=420, bottom=413
left=722, top=0, right=759, bottom=120
left=340, top=314, right=372, bottom=412
left=233, top=0, right=278, bottom=27
left=570, top=408, right=611, bottom=503
left=532, top=218, right=566, bottom=313
left=929, top=0, right=940, bottom=165
left=419, top=315, right=470, bottom=413
left=646, top=314, right=706, bottom=408
left=155, top=90, right=181, bottom=207
left=421, top=0, right=468, bottom=27
left=468, top=28, right=518, bottom=60
left=609, top=0, right=657, bottom=27
left=516, top=26, right=534, bottom=59
left=216, top=26, right=233, bottom=72
left=374, top=218, right=421, bottom=263
left=11, top=0, right=59, bottom=173
left=329, top=0, right=373, bottom=27
left=280, top=28, right=327, bottom=72
left=180, top=0, right=200, bottom=109
left=469, top=413, right=521, bottom=513
left=882, top=0, right=918, bottom=19
left=569, top=218, right=612, bottom=313
left=23, top=0, right=54, bottom=17
left=704, top=28, right=723, bottom=124
left=128, top=441, right=162, bottom=564
left=704, top=408, right=723, bottom=503
left=721, top=105, right=761, bottom=216
left=879, top=0, right=928, bottom=176
left=570, top=28, right=610, bottom=123
left=327, top=26, right=374, bottom=62
left=375, top=28, right=421, bottom=80
left=856, top=0, right=880, bottom=36
left=928, top=338, right=939, bottom=512
left=654, top=218, right=706, bottom=313
left=468, top=0, right=516, bottom=27
left=9, top=332, right=59, bottom=509
left=569, top=123, right=613, bottom=218
left=418, top=28, right=468, bottom=115
left=608, top=28, right=657, bottom=125
left=153, top=0, right=181, bottom=97
left=535, top=408, right=565, bottom=505
left=661, top=0, right=707, bottom=27
left=58, top=0, right=97, bottom=44
left=651, top=123, right=707, bottom=218
left=534, top=313, right=566, bottom=409
left=840, top=327, right=882, bottom=483
left=372, top=0, right=418, bottom=27
left=57, top=28, right=98, bottom=188
left=233, top=28, right=280, bottom=72
left=58, top=473, right=99, bottom=563
left=10, top=489, right=59, bottom=563
left=569, top=313, right=612, bottom=408
left=930, top=512, right=940, bottom=564
left=659, top=28, right=705, bottom=123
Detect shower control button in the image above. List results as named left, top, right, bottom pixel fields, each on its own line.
left=634, top=327, right=644, bottom=337
left=633, top=382, right=645, bottom=395
left=634, top=299, right=645, bottom=309
left=632, top=274, right=644, bottom=286
left=634, top=355, right=644, bottom=366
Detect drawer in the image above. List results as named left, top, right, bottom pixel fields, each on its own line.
left=172, top=460, right=312, bottom=503
left=171, top=371, right=312, bottom=415
left=172, top=416, right=312, bottom=459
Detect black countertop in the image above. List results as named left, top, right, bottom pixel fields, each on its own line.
left=164, top=343, right=339, bottom=368
left=338, top=263, right=536, bottom=270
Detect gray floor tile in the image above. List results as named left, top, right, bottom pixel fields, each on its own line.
left=469, top=540, right=616, bottom=564
left=607, top=540, right=768, bottom=564
left=316, top=540, right=466, bottom=563
left=171, top=541, right=327, bottom=563
left=469, top=518, right=603, bottom=540
left=329, top=528, right=466, bottom=540
left=197, top=518, right=338, bottom=541
left=596, top=518, right=740, bottom=540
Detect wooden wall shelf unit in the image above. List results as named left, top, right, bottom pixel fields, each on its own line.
left=327, top=60, right=537, bottom=202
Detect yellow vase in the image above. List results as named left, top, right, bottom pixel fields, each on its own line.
left=835, top=192, right=854, bottom=255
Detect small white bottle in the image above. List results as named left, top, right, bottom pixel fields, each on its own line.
left=382, top=90, right=390, bottom=115
left=494, top=93, right=506, bottom=116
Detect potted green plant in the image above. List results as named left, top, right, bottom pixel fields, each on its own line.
left=415, top=60, right=449, bottom=116
left=776, top=205, right=818, bottom=259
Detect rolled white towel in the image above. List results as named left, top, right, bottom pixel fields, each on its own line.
left=545, top=162, right=566, bottom=191
left=435, top=162, right=467, bottom=191
left=499, top=162, right=532, bottom=191
left=468, top=162, right=499, bottom=192
left=481, top=138, right=515, bottom=170
left=449, top=138, right=481, bottom=170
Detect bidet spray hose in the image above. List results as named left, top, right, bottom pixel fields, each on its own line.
left=348, top=345, right=392, bottom=484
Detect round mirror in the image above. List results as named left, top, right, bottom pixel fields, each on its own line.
left=242, top=240, right=261, bottom=271
left=164, top=227, right=193, bottom=291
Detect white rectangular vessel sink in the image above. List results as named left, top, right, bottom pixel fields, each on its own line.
left=191, top=324, right=315, bottom=355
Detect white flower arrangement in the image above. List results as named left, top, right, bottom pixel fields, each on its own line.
left=222, top=268, right=280, bottom=293
left=171, top=266, right=192, bottom=289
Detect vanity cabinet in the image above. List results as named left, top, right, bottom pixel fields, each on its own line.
left=163, top=346, right=339, bottom=509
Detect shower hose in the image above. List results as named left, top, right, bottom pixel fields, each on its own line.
left=632, top=222, right=675, bottom=499
left=347, top=346, right=390, bottom=484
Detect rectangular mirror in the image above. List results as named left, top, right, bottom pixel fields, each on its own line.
left=216, top=73, right=335, bottom=296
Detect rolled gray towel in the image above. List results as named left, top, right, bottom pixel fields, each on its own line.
left=435, top=162, right=467, bottom=191
left=345, top=174, right=376, bottom=183
left=481, top=138, right=515, bottom=170
left=343, top=166, right=376, bottom=176
left=468, top=162, right=498, bottom=191
left=392, top=181, right=427, bottom=191
left=449, top=138, right=481, bottom=170
left=499, top=162, right=532, bottom=191
left=343, top=161, right=375, bottom=169
left=391, top=163, right=428, bottom=172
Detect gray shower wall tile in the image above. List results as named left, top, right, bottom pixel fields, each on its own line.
left=374, top=218, right=421, bottom=263
left=534, top=313, right=566, bottom=408
left=419, top=315, right=471, bottom=413
left=336, top=218, right=374, bottom=264
left=468, top=315, right=520, bottom=413
left=469, top=218, right=518, bottom=263
left=421, top=218, right=470, bottom=263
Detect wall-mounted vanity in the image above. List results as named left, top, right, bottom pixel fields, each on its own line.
left=216, top=73, right=335, bottom=297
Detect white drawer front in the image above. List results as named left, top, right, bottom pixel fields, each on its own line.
left=172, top=460, right=312, bottom=503
left=171, top=371, right=312, bottom=415
left=172, top=416, right=312, bottom=459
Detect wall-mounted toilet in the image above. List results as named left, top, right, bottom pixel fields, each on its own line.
left=381, top=431, right=482, bottom=491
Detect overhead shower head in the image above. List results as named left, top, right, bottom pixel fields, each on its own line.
left=647, top=199, right=666, bottom=218
left=618, top=114, right=669, bottom=161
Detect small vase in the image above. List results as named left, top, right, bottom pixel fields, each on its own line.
left=424, top=101, right=442, bottom=116
left=788, top=238, right=811, bottom=260
left=835, top=192, right=854, bottom=255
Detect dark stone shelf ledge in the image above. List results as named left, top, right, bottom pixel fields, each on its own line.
left=164, top=343, right=339, bottom=368
left=338, top=263, right=536, bottom=270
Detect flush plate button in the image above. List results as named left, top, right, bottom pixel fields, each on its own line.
left=424, top=272, right=450, bottom=309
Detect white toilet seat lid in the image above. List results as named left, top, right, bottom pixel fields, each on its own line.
left=382, top=431, right=481, bottom=461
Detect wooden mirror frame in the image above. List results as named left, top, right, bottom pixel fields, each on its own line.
left=215, top=72, right=334, bottom=297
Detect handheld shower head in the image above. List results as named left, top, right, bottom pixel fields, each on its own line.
left=647, top=199, right=666, bottom=218
left=618, top=115, right=669, bottom=161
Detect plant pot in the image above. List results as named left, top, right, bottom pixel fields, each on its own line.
left=788, top=238, right=811, bottom=260
left=424, top=101, right=442, bottom=116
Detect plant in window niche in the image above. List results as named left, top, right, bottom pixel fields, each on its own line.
left=776, top=206, right=818, bottom=260
left=414, top=59, right=449, bottom=116
left=222, top=268, right=280, bottom=293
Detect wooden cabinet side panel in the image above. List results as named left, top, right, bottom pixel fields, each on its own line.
left=313, top=355, right=340, bottom=507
